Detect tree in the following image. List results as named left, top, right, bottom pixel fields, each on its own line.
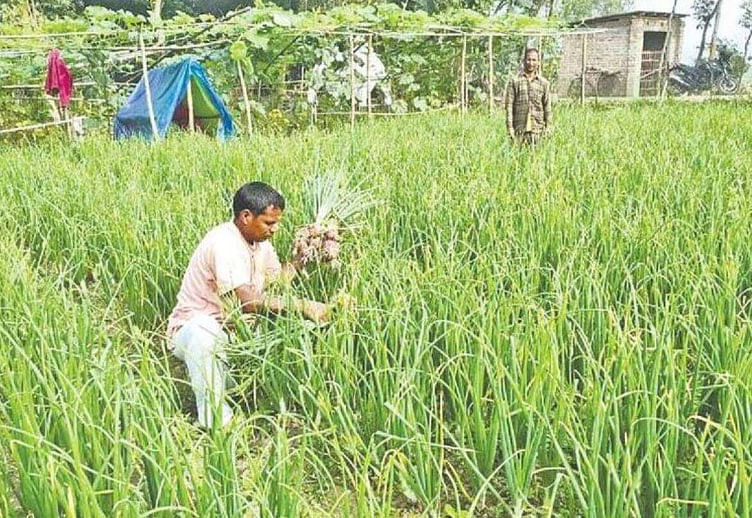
left=707, top=0, right=723, bottom=59
left=742, top=0, right=752, bottom=65
left=74, top=0, right=630, bottom=17
left=488, top=0, right=631, bottom=19
left=0, top=0, right=84, bottom=21
left=557, top=0, right=632, bottom=20
left=693, top=0, right=720, bottom=63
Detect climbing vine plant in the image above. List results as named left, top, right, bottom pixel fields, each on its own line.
left=0, top=3, right=559, bottom=132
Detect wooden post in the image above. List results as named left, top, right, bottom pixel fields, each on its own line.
left=237, top=60, right=253, bottom=134
left=539, top=36, right=545, bottom=76
left=580, top=33, right=587, bottom=105
left=538, top=36, right=544, bottom=62
left=140, top=33, right=160, bottom=141
left=659, top=0, right=679, bottom=102
left=186, top=78, right=194, bottom=132
left=349, top=34, right=355, bottom=133
left=71, top=116, right=85, bottom=141
left=64, top=107, right=72, bottom=139
left=461, top=35, right=467, bottom=113
left=488, top=35, right=494, bottom=113
left=367, top=34, right=373, bottom=119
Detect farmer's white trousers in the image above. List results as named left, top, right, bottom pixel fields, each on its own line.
left=171, top=314, right=233, bottom=428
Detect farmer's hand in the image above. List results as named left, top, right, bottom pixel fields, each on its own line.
left=301, top=300, right=331, bottom=325
left=280, top=261, right=301, bottom=282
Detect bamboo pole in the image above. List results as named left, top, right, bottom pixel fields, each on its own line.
left=0, top=117, right=82, bottom=135
left=580, top=33, right=587, bottom=105
left=63, top=106, right=72, bottom=139
left=139, top=33, right=160, bottom=140
left=659, top=0, right=679, bottom=102
left=488, top=35, right=494, bottom=112
left=540, top=36, right=545, bottom=75
left=237, top=60, right=253, bottom=134
left=461, top=35, right=467, bottom=113
left=186, top=79, right=194, bottom=132
left=367, top=34, right=373, bottom=119
left=349, top=34, right=355, bottom=133
left=0, top=26, right=611, bottom=42
left=540, top=36, right=544, bottom=60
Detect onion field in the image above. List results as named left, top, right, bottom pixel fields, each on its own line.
left=1, top=102, right=751, bottom=517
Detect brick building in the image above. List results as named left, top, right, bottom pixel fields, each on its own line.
left=557, top=11, right=687, bottom=98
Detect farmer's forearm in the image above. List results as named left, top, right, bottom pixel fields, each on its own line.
left=239, top=294, right=295, bottom=314
left=240, top=293, right=316, bottom=318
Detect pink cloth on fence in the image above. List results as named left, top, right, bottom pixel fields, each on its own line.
left=44, top=49, right=73, bottom=108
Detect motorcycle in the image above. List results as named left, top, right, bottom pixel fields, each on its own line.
left=669, top=56, right=738, bottom=94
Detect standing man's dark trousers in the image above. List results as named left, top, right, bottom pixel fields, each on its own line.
left=517, top=131, right=541, bottom=146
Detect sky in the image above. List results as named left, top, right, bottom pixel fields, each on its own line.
left=632, top=0, right=747, bottom=62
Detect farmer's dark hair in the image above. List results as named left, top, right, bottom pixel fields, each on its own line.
left=233, top=182, right=285, bottom=217
left=525, top=47, right=540, bottom=58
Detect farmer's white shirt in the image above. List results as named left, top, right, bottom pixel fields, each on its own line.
left=166, top=221, right=281, bottom=340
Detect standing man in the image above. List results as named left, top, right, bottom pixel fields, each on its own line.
left=167, top=181, right=330, bottom=428
left=505, top=48, right=552, bottom=145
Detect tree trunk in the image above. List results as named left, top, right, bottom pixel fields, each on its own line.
left=696, top=1, right=721, bottom=63
left=546, top=0, right=556, bottom=18
left=27, top=0, right=39, bottom=28
left=151, top=0, right=162, bottom=24
left=533, top=0, right=547, bottom=16
left=741, top=28, right=752, bottom=84
left=151, top=0, right=165, bottom=45
left=708, top=0, right=724, bottom=59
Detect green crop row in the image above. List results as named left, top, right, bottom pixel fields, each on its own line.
left=0, top=102, right=751, bottom=516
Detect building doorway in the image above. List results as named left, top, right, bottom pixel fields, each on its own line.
left=640, top=31, right=667, bottom=96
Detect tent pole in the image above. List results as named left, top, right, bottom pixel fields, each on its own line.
left=140, top=33, right=160, bottom=141
left=237, top=60, right=253, bottom=135
left=186, top=78, right=194, bottom=132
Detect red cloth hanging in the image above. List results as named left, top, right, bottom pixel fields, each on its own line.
left=44, top=49, right=73, bottom=108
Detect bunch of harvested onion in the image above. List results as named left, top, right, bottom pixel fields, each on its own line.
left=292, top=220, right=341, bottom=268
left=292, top=170, right=373, bottom=269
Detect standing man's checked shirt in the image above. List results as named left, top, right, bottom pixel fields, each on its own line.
left=505, top=71, right=552, bottom=145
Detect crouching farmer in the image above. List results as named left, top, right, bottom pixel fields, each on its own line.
left=166, top=182, right=329, bottom=428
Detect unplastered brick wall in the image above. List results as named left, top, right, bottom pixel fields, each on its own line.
left=557, top=19, right=631, bottom=97
left=556, top=14, right=685, bottom=98
left=626, top=17, right=684, bottom=96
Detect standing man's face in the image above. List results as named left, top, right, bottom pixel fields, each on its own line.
left=524, top=51, right=539, bottom=75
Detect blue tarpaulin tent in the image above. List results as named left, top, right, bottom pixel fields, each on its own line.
left=114, top=58, right=234, bottom=140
